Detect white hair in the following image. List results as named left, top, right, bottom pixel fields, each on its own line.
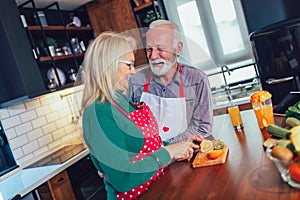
left=148, top=20, right=181, bottom=48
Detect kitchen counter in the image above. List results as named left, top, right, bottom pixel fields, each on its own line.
left=140, top=111, right=300, bottom=200
left=0, top=145, right=89, bottom=200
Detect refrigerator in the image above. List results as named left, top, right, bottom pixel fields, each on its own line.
left=250, top=18, right=300, bottom=104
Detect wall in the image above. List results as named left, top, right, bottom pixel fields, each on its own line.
left=0, top=85, right=84, bottom=168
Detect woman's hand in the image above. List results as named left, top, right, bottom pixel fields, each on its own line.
left=164, top=141, right=199, bottom=162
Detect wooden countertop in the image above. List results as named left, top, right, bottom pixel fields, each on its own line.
left=140, top=110, right=300, bottom=200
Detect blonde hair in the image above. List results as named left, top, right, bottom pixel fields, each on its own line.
left=81, top=32, right=136, bottom=110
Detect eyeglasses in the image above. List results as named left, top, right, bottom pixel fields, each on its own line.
left=119, top=60, right=135, bottom=71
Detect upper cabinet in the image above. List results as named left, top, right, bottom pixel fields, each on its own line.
left=18, top=0, right=94, bottom=91
left=86, top=0, right=167, bottom=67
left=0, top=0, right=94, bottom=108
left=0, top=0, right=45, bottom=108
left=131, top=0, right=168, bottom=38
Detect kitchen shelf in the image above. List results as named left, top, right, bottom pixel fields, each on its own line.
left=133, top=2, right=153, bottom=12
left=18, top=0, right=94, bottom=93
left=26, top=26, right=93, bottom=31
left=39, top=53, right=84, bottom=62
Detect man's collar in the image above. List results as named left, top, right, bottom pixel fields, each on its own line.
left=150, top=63, right=181, bottom=86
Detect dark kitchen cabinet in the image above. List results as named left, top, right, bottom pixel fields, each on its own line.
left=87, top=0, right=148, bottom=66
left=18, top=0, right=94, bottom=92
left=131, top=0, right=168, bottom=38
left=0, top=0, right=45, bottom=108
left=86, top=0, right=167, bottom=67
left=67, top=155, right=106, bottom=200
left=0, top=0, right=94, bottom=108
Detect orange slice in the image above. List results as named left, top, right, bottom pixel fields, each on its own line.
left=200, top=139, right=213, bottom=153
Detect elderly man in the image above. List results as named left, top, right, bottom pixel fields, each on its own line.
left=127, top=20, right=213, bottom=143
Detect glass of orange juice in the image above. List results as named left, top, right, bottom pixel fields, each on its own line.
left=228, top=105, right=243, bottom=130
left=250, top=90, right=275, bottom=129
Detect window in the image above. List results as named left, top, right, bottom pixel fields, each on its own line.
left=163, top=0, right=253, bottom=71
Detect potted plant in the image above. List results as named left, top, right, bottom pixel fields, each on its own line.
left=40, top=37, right=57, bottom=57
left=144, top=10, right=162, bottom=26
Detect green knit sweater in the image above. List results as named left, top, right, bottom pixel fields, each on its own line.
left=82, top=94, right=171, bottom=200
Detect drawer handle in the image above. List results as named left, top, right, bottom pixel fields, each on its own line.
left=266, top=76, right=293, bottom=84
left=57, top=177, right=64, bottom=182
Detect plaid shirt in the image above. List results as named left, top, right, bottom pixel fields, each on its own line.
left=127, top=63, right=213, bottom=143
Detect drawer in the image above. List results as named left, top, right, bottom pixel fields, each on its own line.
left=48, top=170, right=69, bottom=191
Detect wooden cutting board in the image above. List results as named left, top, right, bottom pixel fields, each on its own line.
left=192, top=145, right=229, bottom=168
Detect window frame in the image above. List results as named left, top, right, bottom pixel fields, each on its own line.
left=163, top=0, right=253, bottom=68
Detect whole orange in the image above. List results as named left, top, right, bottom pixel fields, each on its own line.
left=289, top=163, right=300, bottom=183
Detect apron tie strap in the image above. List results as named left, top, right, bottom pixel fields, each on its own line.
left=143, top=64, right=185, bottom=98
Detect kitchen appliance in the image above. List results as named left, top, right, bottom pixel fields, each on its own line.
left=250, top=90, right=275, bottom=129
left=0, top=120, right=18, bottom=177
left=67, top=155, right=106, bottom=200
left=250, top=18, right=300, bottom=104
left=26, top=143, right=87, bottom=168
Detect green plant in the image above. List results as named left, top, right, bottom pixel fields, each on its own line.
left=144, top=10, right=162, bottom=25
left=40, top=37, right=57, bottom=48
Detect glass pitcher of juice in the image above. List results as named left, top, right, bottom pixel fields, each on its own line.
left=250, top=90, right=275, bottom=129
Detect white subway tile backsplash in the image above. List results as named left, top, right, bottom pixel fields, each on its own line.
left=31, top=116, right=47, bottom=129
left=1, top=115, right=22, bottom=129
left=24, top=98, right=41, bottom=110
left=33, top=146, right=49, bottom=157
left=48, top=140, right=64, bottom=150
left=52, top=128, right=65, bottom=140
left=55, top=117, right=71, bottom=129
left=0, top=108, right=9, bottom=119
left=27, top=128, right=43, bottom=141
left=1, top=86, right=84, bottom=167
left=7, top=103, right=26, bottom=116
left=9, top=135, right=28, bottom=149
left=49, top=101, right=65, bottom=112
left=15, top=122, right=33, bottom=136
left=19, top=110, right=37, bottom=123
left=61, top=134, right=79, bottom=144
left=35, top=105, right=51, bottom=117
left=41, top=122, right=56, bottom=135
left=4, top=128, right=17, bottom=140
left=37, top=134, right=53, bottom=147
left=58, top=107, right=71, bottom=118
left=18, top=154, right=34, bottom=167
left=22, top=140, right=39, bottom=155
left=46, top=112, right=60, bottom=123
left=64, top=124, right=76, bottom=134
left=12, top=147, right=24, bottom=161
left=39, top=93, right=60, bottom=106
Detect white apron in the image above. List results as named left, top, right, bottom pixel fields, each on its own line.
left=140, top=66, right=188, bottom=141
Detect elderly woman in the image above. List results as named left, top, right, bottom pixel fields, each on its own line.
left=81, top=32, right=197, bottom=200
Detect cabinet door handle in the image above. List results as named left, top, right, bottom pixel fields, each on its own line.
left=266, top=76, right=293, bottom=84
left=57, top=177, right=64, bottom=182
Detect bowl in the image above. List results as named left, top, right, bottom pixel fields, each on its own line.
left=266, top=145, right=300, bottom=189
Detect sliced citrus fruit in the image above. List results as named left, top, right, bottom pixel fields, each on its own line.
left=200, top=139, right=213, bottom=153
left=289, top=163, right=300, bottom=183
left=207, top=149, right=224, bottom=160
left=290, top=126, right=300, bottom=151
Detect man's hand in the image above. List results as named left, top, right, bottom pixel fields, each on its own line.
left=187, top=133, right=204, bottom=144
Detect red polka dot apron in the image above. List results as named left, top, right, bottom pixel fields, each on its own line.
left=140, top=64, right=188, bottom=141
left=110, top=100, right=168, bottom=200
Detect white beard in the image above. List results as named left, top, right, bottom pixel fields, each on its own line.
left=149, top=57, right=177, bottom=76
